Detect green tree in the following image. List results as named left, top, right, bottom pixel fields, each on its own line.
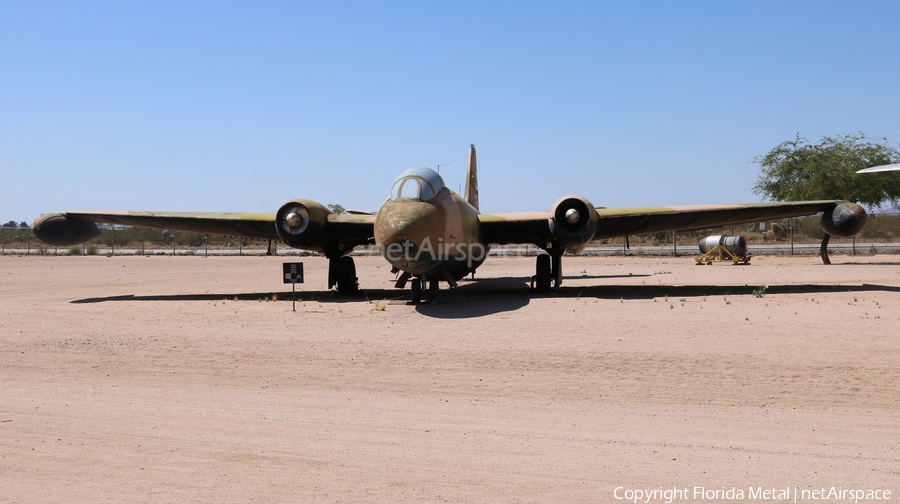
left=327, top=203, right=347, bottom=214
left=2, top=221, right=16, bottom=228
left=752, top=133, right=900, bottom=208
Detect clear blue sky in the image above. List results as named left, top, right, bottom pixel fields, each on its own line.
left=3, top=1, right=899, bottom=223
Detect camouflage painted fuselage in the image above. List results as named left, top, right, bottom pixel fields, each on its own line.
left=374, top=187, right=484, bottom=281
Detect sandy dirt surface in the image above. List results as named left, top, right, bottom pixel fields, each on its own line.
left=1, top=253, right=898, bottom=503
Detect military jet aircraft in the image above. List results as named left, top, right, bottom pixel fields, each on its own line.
left=857, top=164, right=900, bottom=173
left=33, top=145, right=868, bottom=303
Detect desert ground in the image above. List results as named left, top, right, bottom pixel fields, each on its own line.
left=1, top=253, right=897, bottom=503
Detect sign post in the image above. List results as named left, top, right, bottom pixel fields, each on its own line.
left=282, top=262, right=304, bottom=312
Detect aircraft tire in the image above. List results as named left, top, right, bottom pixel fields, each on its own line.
left=337, top=256, right=358, bottom=294
left=426, top=280, right=439, bottom=304
left=535, top=254, right=551, bottom=292
left=411, top=278, right=422, bottom=304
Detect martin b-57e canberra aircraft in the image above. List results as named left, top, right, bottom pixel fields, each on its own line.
left=33, top=145, right=868, bottom=302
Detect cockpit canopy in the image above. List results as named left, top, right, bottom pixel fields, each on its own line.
left=390, top=167, right=445, bottom=201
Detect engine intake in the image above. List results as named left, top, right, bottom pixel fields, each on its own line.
left=275, top=199, right=331, bottom=251
left=820, top=202, right=867, bottom=238
left=548, top=195, right=599, bottom=253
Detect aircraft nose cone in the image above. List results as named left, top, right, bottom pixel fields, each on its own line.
left=376, top=214, right=414, bottom=245
left=375, top=201, right=441, bottom=244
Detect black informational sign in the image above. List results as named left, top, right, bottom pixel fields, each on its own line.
left=283, top=262, right=304, bottom=312
left=283, top=262, right=304, bottom=284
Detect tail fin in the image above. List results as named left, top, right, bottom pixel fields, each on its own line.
left=464, top=144, right=479, bottom=211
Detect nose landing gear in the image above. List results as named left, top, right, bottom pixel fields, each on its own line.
left=410, top=278, right=439, bottom=304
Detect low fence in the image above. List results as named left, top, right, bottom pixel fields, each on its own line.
left=3, top=213, right=900, bottom=256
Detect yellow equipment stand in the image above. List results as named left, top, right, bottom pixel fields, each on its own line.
left=695, top=244, right=751, bottom=265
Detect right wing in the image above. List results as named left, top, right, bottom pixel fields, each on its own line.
left=32, top=210, right=375, bottom=251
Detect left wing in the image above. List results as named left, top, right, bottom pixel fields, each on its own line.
left=479, top=200, right=862, bottom=245
left=591, top=201, right=844, bottom=239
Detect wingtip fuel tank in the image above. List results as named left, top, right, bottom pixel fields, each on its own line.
left=32, top=213, right=102, bottom=247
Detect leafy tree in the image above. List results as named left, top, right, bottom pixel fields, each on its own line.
left=752, top=133, right=900, bottom=208
left=19, top=221, right=28, bottom=228
left=2, top=220, right=16, bottom=228
left=327, top=203, right=347, bottom=214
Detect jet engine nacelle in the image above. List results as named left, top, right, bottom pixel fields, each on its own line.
left=32, top=213, right=102, bottom=246
left=548, top=195, right=599, bottom=254
left=275, top=199, right=331, bottom=251
left=820, top=202, right=867, bottom=238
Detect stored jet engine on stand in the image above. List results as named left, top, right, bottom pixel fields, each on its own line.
left=696, top=235, right=750, bottom=265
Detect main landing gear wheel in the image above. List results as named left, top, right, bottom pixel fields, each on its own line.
left=330, top=256, right=358, bottom=294
left=534, top=243, right=563, bottom=292
left=551, top=244, right=563, bottom=288
left=426, top=280, right=439, bottom=304
left=410, top=278, right=422, bottom=304
left=535, top=254, right=551, bottom=292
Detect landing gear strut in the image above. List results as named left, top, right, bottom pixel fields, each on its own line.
left=328, top=256, right=358, bottom=294
left=820, top=233, right=832, bottom=265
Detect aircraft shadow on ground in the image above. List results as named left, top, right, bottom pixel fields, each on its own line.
left=70, top=278, right=900, bottom=318
left=69, top=276, right=538, bottom=318
left=832, top=261, right=900, bottom=266
left=550, top=283, right=900, bottom=299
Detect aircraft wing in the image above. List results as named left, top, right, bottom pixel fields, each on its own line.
left=32, top=210, right=376, bottom=249
left=857, top=163, right=900, bottom=173
left=478, top=200, right=846, bottom=245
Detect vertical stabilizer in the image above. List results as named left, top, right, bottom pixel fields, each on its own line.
left=464, top=144, right=479, bottom=211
